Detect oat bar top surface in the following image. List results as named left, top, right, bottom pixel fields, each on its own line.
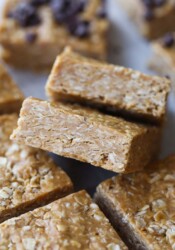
left=0, top=190, right=128, bottom=250
left=46, top=48, right=170, bottom=123
left=96, top=155, right=175, bottom=250
left=0, top=64, right=24, bottom=107
left=0, top=114, right=73, bottom=221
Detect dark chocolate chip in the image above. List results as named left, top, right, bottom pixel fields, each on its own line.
left=30, top=0, right=50, bottom=7
left=26, top=32, right=37, bottom=43
left=73, top=20, right=90, bottom=38
left=154, top=0, right=166, bottom=7
left=142, top=0, right=155, bottom=7
left=51, top=0, right=73, bottom=23
left=68, top=19, right=90, bottom=38
left=51, top=0, right=86, bottom=23
left=142, top=0, right=166, bottom=7
left=144, top=8, right=154, bottom=21
left=96, top=6, right=107, bottom=18
left=162, top=33, right=175, bottom=48
left=9, top=3, right=41, bottom=27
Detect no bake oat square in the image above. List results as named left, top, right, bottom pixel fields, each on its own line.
left=0, top=64, right=24, bottom=114
left=115, top=0, right=175, bottom=39
left=95, top=155, right=175, bottom=250
left=0, top=190, right=128, bottom=250
left=11, top=97, right=161, bottom=174
left=46, top=47, right=170, bottom=124
left=0, top=114, right=73, bottom=223
left=149, top=32, right=175, bottom=91
left=0, top=0, right=108, bottom=71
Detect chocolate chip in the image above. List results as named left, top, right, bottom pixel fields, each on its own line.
left=144, top=8, right=154, bottom=20
left=30, top=0, right=50, bottom=7
left=68, top=19, right=90, bottom=38
left=162, top=33, right=175, bottom=48
left=142, top=0, right=166, bottom=7
left=50, top=0, right=89, bottom=37
left=51, top=0, right=73, bottom=23
left=154, top=0, right=166, bottom=7
left=26, top=33, right=37, bottom=43
left=51, top=0, right=86, bottom=23
left=96, top=6, right=107, bottom=18
left=76, top=0, right=87, bottom=12
left=9, top=3, right=41, bottom=27
left=74, top=20, right=90, bottom=38
left=142, top=0, right=155, bottom=7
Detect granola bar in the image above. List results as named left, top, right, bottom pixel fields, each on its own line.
left=0, top=190, right=128, bottom=250
left=0, top=0, right=108, bottom=71
left=115, top=0, right=175, bottom=39
left=0, top=64, right=24, bottom=114
left=11, top=97, right=161, bottom=173
left=0, top=114, right=73, bottom=223
left=46, top=48, right=170, bottom=124
left=95, top=155, right=175, bottom=250
left=149, top=32, right=175, bottom=91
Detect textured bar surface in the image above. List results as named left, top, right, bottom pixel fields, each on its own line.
left=46, top=48, right=170, bottom=124
left=115, top=0, right=175, bottom=39
left=11, top=97, right=161, bottom=173
left=0, top=0, right=108, bottom=70
left=95, top=155, right=175, bottom=250
left=0, top=114, right=73, bottom=223
left=0, top=64, right=24, bottom=114
left=149, top=32, right=175, bottom=92
left=0, top=190, right=128, bottom=250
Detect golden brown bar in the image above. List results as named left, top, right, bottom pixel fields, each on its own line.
left=46, top=48, right=170, bottom=124
left=115, top=0, right=175, bottom=39
left=0, top=0, right=108, bottom=71
left=149, top=32, right=175, bottom=92
left=95, top=155, right=175, bottom=250
left=0, top=64, right=24, bottom=114
left=0, top=114, right=73, bottom=223
left=0, top=190, right=128, bottom=250
left=11, top=97, right=161, bottom=174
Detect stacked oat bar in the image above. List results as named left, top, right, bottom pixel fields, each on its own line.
left=0, top=65, right=74, bottom=224
left=10, top=49, right=172, bottom=248
left=0, top=1, right=173, bottom=250
left=11, top=47, right=171, bottom=174
left=0, top=62, right=128, bottom=249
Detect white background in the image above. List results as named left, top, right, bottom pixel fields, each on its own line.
left=1, top=0, right=175, bottom=193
